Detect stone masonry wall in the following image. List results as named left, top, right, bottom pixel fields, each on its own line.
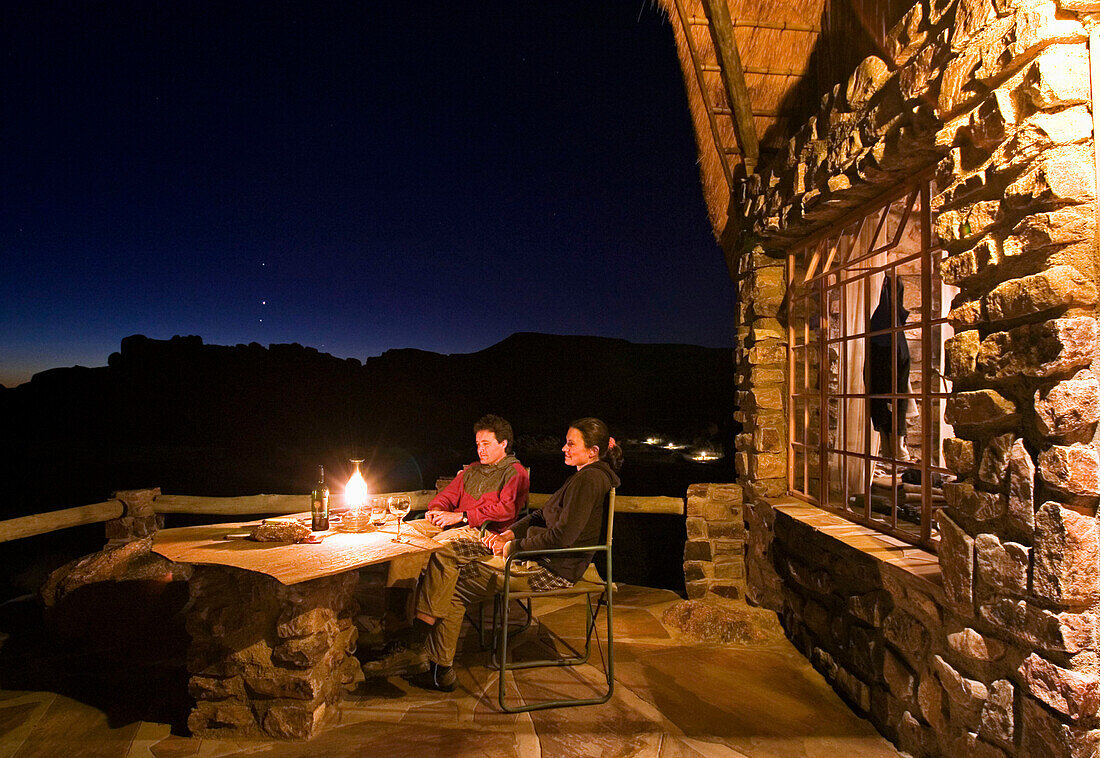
left=736, top=250, right=789, bottom=612
left=733, top=1, right=1100, bottom=756
left=186, top=566, right=361, bottom=739
left=684, top=482, right=747, bottom=600
left=769, top=507, right=918, bottom=745
left=770, top=500, right=1025, bottom=758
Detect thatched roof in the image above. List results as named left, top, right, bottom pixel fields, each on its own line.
left=658, top=0, right=914, bottom=243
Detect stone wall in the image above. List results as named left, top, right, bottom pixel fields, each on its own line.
left=730, top=1, right=1100, bottom=756
left=735, top=249, right=789, bottom=612
left=186, top=566, right=361, bottom=739
left=105, top=488, right=163, bottom=545
left=683, top=482, right=747, bottom=600
left=770, top=508, right=909, bottom=739
left=770, top=501, right=1029, bottom=757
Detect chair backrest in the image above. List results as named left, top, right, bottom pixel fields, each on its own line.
left=516, top=466, right=532, bottom=518
left=603, top=487, right=616, bottom=548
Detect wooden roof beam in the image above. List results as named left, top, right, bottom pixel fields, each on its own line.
left=700, top=0, right=759, bottom=174
left=732, top=20, right=820, bottom=33
left=743, top=67, right=806, bottom=77
left=688, top=17, right=820, bottom=33
left=713, top=106, right=790, bottom=118
left=671, top=0, right=736, bottom=191
left=705, top=63, right=806, bottom=77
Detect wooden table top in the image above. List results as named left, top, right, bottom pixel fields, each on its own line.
left=151, top=515, right=442, bottom=585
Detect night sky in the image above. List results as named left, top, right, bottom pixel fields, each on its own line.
left=1, top=1, right=732, bottom=388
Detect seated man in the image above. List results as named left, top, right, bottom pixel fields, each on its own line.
left=419, top=414, right=528, bottom=539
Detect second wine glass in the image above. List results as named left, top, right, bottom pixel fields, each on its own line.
left=389, top=495, right=412, bottom=542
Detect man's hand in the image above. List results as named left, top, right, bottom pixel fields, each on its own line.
left=426, top=510, right=465, bottom=527
left=482, top=529, right=516, bottom=556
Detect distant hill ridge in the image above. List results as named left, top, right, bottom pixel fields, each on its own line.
left=1, top=333, right=734, bottom=512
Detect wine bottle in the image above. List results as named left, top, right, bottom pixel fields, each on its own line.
left=311, top=465, right=329, bottom=531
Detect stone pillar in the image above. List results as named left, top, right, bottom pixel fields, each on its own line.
left=186, top=566, right=361, bottom=739
left=736, top=247, right=788, bottom=610
left=684, top=483, right=746, bottom=600
left=353, top=565, right=388, bottom=650
left=105, top=488, right=162, bottom=545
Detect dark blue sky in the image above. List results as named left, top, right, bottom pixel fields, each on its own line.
left=1, top=0, right=732, bottom=387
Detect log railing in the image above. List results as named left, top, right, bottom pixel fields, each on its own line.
left=527, top=492, right=683, bottom=514
left=0, top=489, right=684, bottom=543
left=0, top=501, right=127, bottom=544
left=151, top=491, right=438, bottom=516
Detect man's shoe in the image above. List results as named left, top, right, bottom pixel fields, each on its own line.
left=361, top=639, right=429, bottom=678
left=405, top=662, right=456, bottom=693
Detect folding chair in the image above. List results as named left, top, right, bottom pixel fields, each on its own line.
left=492, top=487, right=615, bottom=712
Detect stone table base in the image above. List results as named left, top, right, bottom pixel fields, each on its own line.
left=185, top=565, right=362, bottom=739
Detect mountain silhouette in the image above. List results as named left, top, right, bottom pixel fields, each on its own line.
left=1, top=332, right=735, bottom=518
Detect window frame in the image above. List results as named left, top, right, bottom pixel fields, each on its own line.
left=785, top=172, right=952, bottom=550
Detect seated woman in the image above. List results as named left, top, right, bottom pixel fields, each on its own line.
left=363, top=417, right=622, bottom=692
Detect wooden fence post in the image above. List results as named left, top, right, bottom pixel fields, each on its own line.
left=105, top=488, right=163, bottom=544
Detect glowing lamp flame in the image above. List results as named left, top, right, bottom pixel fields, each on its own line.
left=345, top=469, right=368, bottom=513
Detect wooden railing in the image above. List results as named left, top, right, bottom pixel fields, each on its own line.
left=151, top=491, right=438, bottom=516
left=0, top=489, right=684, bottom=543
left=0, top=501, right=127, bottom=543
left=527, top=492, right=682, bottom=514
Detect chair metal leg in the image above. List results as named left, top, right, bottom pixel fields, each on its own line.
left=518, top=598, right=532, bottom=635
left=478, top=601, right=489, bottom=649
left=462, top=600, right=492, bottom=650
left=496, top=588, right=615, bottom=713
left=488, top=594, right=535, bottom=669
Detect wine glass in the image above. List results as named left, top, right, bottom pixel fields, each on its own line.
left=370, top=497, right=388, bottom=529
left=389, top=495, right=412, bottom=542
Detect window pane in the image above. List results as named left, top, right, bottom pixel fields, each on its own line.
left=794, top=447, right=807, bottom=497
left=787, top=179, right=939, bottom=549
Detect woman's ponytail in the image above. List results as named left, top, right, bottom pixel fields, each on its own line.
left=570, top=417, right=623, bottom=472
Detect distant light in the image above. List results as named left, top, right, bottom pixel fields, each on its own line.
left=664, top=443, right=687, bottom=450
left=645, top=437, right=661, bottom=445
left=690, top=450, right=721, bottom=462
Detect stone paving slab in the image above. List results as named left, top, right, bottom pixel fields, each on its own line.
left=0, top=585, right=901, bottom=758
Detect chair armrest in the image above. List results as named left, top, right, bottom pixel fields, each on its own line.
left=504, top=544, right=609, bottom=581
left=509, top=545, right=607, bottom=560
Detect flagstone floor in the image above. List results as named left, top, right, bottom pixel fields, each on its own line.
left=0, top=584, right=901, bottom=758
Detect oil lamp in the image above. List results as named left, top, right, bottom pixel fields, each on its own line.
left=341, top=459, right=371, bottom=532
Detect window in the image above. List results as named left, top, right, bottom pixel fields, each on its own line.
left=787, top=176, right=956, bottom=548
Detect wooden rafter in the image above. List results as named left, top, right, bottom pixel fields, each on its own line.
left=689, top=16, right=821, bottom=34
left=671, top=0, right=736, bottom=191
left=699, top=0, right=760, bottom=173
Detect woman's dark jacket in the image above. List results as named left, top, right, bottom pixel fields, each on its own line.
left=510, top=460, right=620, bottom=582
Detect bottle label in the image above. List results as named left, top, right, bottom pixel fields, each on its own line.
left=311, top=491, right=329, bottom=531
